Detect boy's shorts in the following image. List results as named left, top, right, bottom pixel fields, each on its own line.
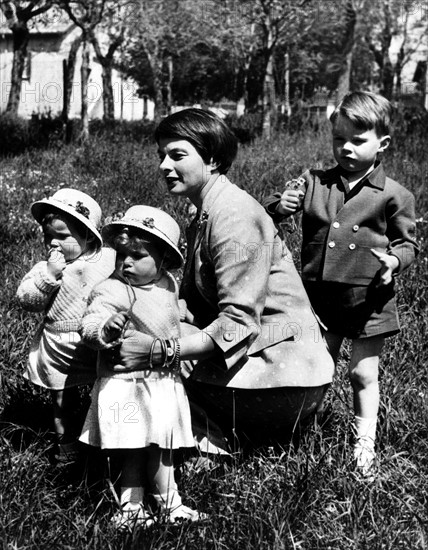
left=304, top=279, right=400, bottom=340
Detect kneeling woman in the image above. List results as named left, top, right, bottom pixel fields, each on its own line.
left=119, top=108, right=335, bottom=451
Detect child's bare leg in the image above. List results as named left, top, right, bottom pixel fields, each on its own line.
left=147, top=445, right=204, bottom=522
left=111, top=449, right=152, bottom=529
left=349, top=335, right=385, bottom=475
left=349, top=335, right=384, bottom=418
left=146, top=446, right=176, bottom=499
left=52, top=388, right=76, bottom=441
left=51, top=387, right=82, bottom=462
left=119, top=449, right=146, bottom=506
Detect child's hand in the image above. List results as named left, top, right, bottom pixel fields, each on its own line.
left=46, top=247, right=66, bottom=280
left=102, top=312, right=129, bottom=343
left=370, top=249, right=399, bottom=286
left=277, top=189, right=305, bottom=215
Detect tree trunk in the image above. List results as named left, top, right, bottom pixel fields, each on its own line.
left=146, top=49, right=164, bottom=121
left=101, top=63, right=115, bottom=120
left=6, top=23, right=29, bottom=114
left=283, top=49, right=291, bottom=118
left=262, top=52, right=276, bottom=139
left=63, top=34, right=82, bottom=119
left=165, top=54, right=173, bottom=114
left=80, top=38, right=90, bottom=140
left=336, top=0, right=357, bottom=100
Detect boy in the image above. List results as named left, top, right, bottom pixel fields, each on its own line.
left=265, top=91, right=419, bottom=477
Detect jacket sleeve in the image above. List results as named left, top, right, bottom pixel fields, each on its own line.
left=263, top=171, right=309, bottom=223
left=386, top=188, right=419, bottom=273
left=201, top=198, right=277, bottom=370
left=16, top=262, right=61, bottom=312
left=79, top=281, right=124, bottom=350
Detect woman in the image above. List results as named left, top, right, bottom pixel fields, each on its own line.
left=118, top=108, right=334, bottom=451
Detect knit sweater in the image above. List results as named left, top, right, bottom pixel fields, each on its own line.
left=16, top=248, right=116, bottom=330
left=80, top=271, right=181, bottom=380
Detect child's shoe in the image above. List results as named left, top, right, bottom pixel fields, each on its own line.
left=110, top=503, right=153, bottom=531
left=54, top=440, right=83, bottom=464
left=153, top=491, right=207, bottom=524
left=353, top=438, right=376, bottom=480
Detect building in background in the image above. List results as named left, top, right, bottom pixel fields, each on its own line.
left=0, top=10, right=152, bottom=120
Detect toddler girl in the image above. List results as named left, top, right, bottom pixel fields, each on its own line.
left=79, top=205, right=204, bottom=529
left=16, top=188, right=115, bottom=462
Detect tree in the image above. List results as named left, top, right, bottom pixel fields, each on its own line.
left=89, top=0, right=133, bottom=120
left=124, top=0, right=203, bottom=118
left=0, top=0, right=55, bottom=113
left=57, top=0, right=107, bottom=139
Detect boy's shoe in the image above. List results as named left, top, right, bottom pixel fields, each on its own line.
left=111, top=503, right=154, bottom=531
left=353, top=440, right=377, bottom=480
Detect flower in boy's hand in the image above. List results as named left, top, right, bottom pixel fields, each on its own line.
left=284, top=176, right=306, bottom=190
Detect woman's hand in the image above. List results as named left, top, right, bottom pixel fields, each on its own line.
left=119, top=328, right=154, bottom=370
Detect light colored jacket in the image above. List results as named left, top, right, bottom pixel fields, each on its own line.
left=180, top=175, right=334, bottom=390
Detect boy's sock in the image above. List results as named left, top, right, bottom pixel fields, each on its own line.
left=353, top=415, right=377, bottom=448
left=353, top=416, right=377, bottom=477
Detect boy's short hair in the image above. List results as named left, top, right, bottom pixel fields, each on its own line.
left=330, top=91, right=392, bottom=136
left=155, top=108, right=238, bottom=174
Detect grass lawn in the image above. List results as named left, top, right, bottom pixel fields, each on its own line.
left=0, top=121, right=427, bottom=549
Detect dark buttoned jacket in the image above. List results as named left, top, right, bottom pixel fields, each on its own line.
left=265, top=163, right=419, bottom=285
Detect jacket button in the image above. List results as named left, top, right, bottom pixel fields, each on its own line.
left=333, top=221, right=340, bottom=228
left=349, top=243, right=356, bottom=250
left=223, top=332, right=234, bottom=342
left=328, top=241, right=336, bottom=248
left=353, top=225, right=359, bottom=232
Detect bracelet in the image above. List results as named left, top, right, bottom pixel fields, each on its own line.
left=172, top=338, right=181, bottom=373
left=149, top=338, right=158, bottom=369
left=164, top=339, right=176, bottom=368
left=159, top=338, right=167, bottom=368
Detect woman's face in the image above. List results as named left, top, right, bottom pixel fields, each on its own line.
left=158, top=138, right=215, bottom=200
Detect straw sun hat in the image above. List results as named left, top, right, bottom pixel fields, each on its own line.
left=102, top=205, right=183, bottom=269
left=31, top=188, right=103, bottom=247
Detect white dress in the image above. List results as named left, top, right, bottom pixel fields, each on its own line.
left=79, top=273, right=194, bottom=450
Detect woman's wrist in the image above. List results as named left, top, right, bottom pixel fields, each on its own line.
left=150, top=337, right=181, bottom=372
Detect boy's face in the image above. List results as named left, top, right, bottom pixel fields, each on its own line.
left=332, top=114, right=390, bottom=178
left=43, top=217, right=87, bottom=262
left=114, top=240, right=164, bottom=286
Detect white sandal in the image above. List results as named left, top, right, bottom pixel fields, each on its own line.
left=111, top=503, right=154, bottom=531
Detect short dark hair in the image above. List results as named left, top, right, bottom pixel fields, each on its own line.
left=155, top=108, right=238, bottom=174
left=330, top=91, right=392, bottom=136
